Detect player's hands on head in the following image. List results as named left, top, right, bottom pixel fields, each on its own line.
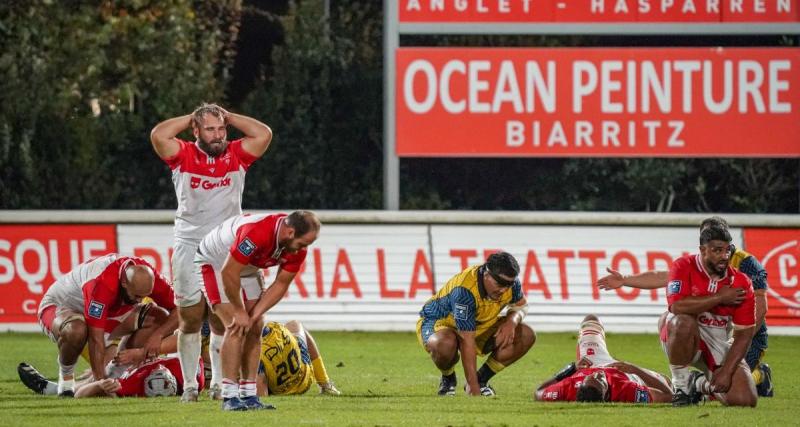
left=717, top=285, right=746, bottom=306
left=576, top=357, right=593, bottom=369
left=597, top=268, right=625, bottom=290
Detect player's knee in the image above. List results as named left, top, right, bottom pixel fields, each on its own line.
left=669, top=314, right=697, bottom=338
left=58, top=319, right=87, bottom=348
left=517, top=324, right=536, bottom=350
left=284, top=320, right=303, bottom=334
left=178, top=307, right=205, bottom=332
left=142, top=304, right=169, bottom=327
left=725, top=391, right=758, bottom=407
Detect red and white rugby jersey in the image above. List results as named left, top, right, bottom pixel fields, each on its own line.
left=540, top=367, right=652, bottom=403
left=117, top=355, right=204, bottom=397
left=38, top=254, right=175, bottom=331
left=163, top=138, right=258, bottom=242
left=667, top=254, right=756, bottom=342
left=196, top=213, right=307, bottom=277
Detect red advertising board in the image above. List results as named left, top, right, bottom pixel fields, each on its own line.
left=399, top=0, right=799, bottom=23
left=743, top=228, right=800, bottom=327
left=396, top=47, right=800, bottom=157
left=0, top=225, right=117, bottom=324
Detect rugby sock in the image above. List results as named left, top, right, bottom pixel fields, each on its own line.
left=477, top=358, right=505, bottom=385
left=209, top=333, right=224, bottom=386
left=221, top=378, right=238, bottom=400
left=440, top=367, right=455, bottom=377
left=312, top=357, right=331, bottom=384
left=57, top=361, right=76, bottom=394
left=239, top=379, right=257, bottom=398
left=693, top=374, right=713, bottom=395
left=752, top=366, right=763, bottom=385
left=177, top=331, right=201, bottom=390
left=43, top=380, right=58, bottom=396
left=670, top=364, right=690, bottom=393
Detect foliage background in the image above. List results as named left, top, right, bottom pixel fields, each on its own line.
left=0, top=0, right=797, bottom=212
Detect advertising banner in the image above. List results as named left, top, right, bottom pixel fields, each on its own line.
left=399, top=0, right=800, bottom=23
left=0, top=225, right=117, bottom=325
left=742, top=228, right=800, bottom=326
left=396, top=47, right=800, bottom=157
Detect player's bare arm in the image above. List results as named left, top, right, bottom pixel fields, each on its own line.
left=712, top=326, right=755, bottom=393
left=220, top=254, right=250, bottom=336
left=149, top=114, right=191, bottom=159
left=142, top=308, right=179, bottom=359
left=224, top=110, right=272, bottom=158
left=534, top=362, right=576, bottom=400
left=456, top=330, right=480, bottom=396
left=670, top=285, right=746, bottom=315
left=598, top=268, right=669, bottom=290
left=86, top=326, right=108, bottom=380
left=248, top=269, right=296, bottom=323
left=607, top=361, right=671, bottom=393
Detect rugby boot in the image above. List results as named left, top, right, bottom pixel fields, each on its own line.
left=437, top=373, right=456, bottom=396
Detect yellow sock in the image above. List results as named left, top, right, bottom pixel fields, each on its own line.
left=486, top=357, right=505, bottom=374
left=312, top=357, right=330, bottom=384
left=441, top=367, right=455, bottom=376
left=752, top=367, right=763, bottom=385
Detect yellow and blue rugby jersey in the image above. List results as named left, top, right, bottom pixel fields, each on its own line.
left=258, top=322, right=314, bottom=395
left=730, top=248, right=768, bottom=291
left=419, top=264, right=524, bottom=334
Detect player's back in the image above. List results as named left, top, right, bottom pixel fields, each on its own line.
left=197, top=213, right=273, bottom=264
left=41, top=253, right=121, bottom=312
left=259, top=322, right=313, bottom=395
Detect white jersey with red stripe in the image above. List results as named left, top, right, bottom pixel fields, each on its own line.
left=38, top=253, right=122, bottom=316
left=196, top=213, right=306, bottom=276
left=163, top=138, right=258, bottom=243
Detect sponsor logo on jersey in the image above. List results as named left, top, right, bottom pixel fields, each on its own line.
left=238, top=238, right=257, bottom=257
left=454, top=303, right=468, bottom=321
left=698, top=313, right=729, bottom=328
left=88, top=300, right=105, bottom=319
left=667, top=280, right=681, bottom=294
left=635, top=388, right=650, bottom=403
left=190, top=176, right=232, bottom=190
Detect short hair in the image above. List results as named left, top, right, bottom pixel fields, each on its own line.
left=286, top=210, right=320, bottom=237
left=699, top=223, right=732, bottom=246
left=485, top=251, right=519, bottom=279
left=699, top=216, right=729, bottom=232
left=191, top=103, right=226, bottom=129
left=576, top=384, right=605, bottom=402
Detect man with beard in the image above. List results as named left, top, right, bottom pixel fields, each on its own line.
left=35, top=254, right=178, bottom=396
left=661, top=223, right=757, bottom=407
left=150, top=103, right=272, bottom=403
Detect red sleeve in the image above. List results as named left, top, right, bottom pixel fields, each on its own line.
left=82, top=266, right=119, bottom=329
left=148, top=270, right=176, bottom=311
left=540, top=379, right=571, bottom=401
left=280, top=249, right=307, bottom=274
left=161, top=138, right=190, bottom=170
left=229, top=221, right=270, bottom=265
left=667, top=255, right=693, bottom=310
left=732, top=273, right=756, bottom=328
left=228, top=139, right=259, bottom=169
left=616, top=381, right=652, bottom=403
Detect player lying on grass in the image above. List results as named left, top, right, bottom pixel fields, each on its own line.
left=534, top=314, right=673, bottom=403
left=19, top=320, right=339, bottom=399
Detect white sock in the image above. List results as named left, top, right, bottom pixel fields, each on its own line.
left=178, top=331, right=201, bottom=390
left=222, top=378, right=238, bottom=399
left=57, top=360, right=76, bottom=394
left=210, top=333, right=224, bottom=387
left=239, top=379, right=257, bottom=398
left=670, top=364, right=690, bottom=393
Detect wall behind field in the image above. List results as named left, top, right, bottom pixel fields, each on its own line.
left=1, top=210, right=798, bottom=334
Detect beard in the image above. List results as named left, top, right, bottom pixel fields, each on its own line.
left=198, top=137, right=227, bottom=157
left=705, top=259, right=728, bottom=277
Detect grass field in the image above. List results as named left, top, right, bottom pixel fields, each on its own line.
left=1, top=330, right=797, bottom=426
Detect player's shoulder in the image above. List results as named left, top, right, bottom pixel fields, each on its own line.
left=672, top=253, right=695, bottom=268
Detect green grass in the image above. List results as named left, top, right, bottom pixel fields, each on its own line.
left=1, top=330, right=797, bottom=426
